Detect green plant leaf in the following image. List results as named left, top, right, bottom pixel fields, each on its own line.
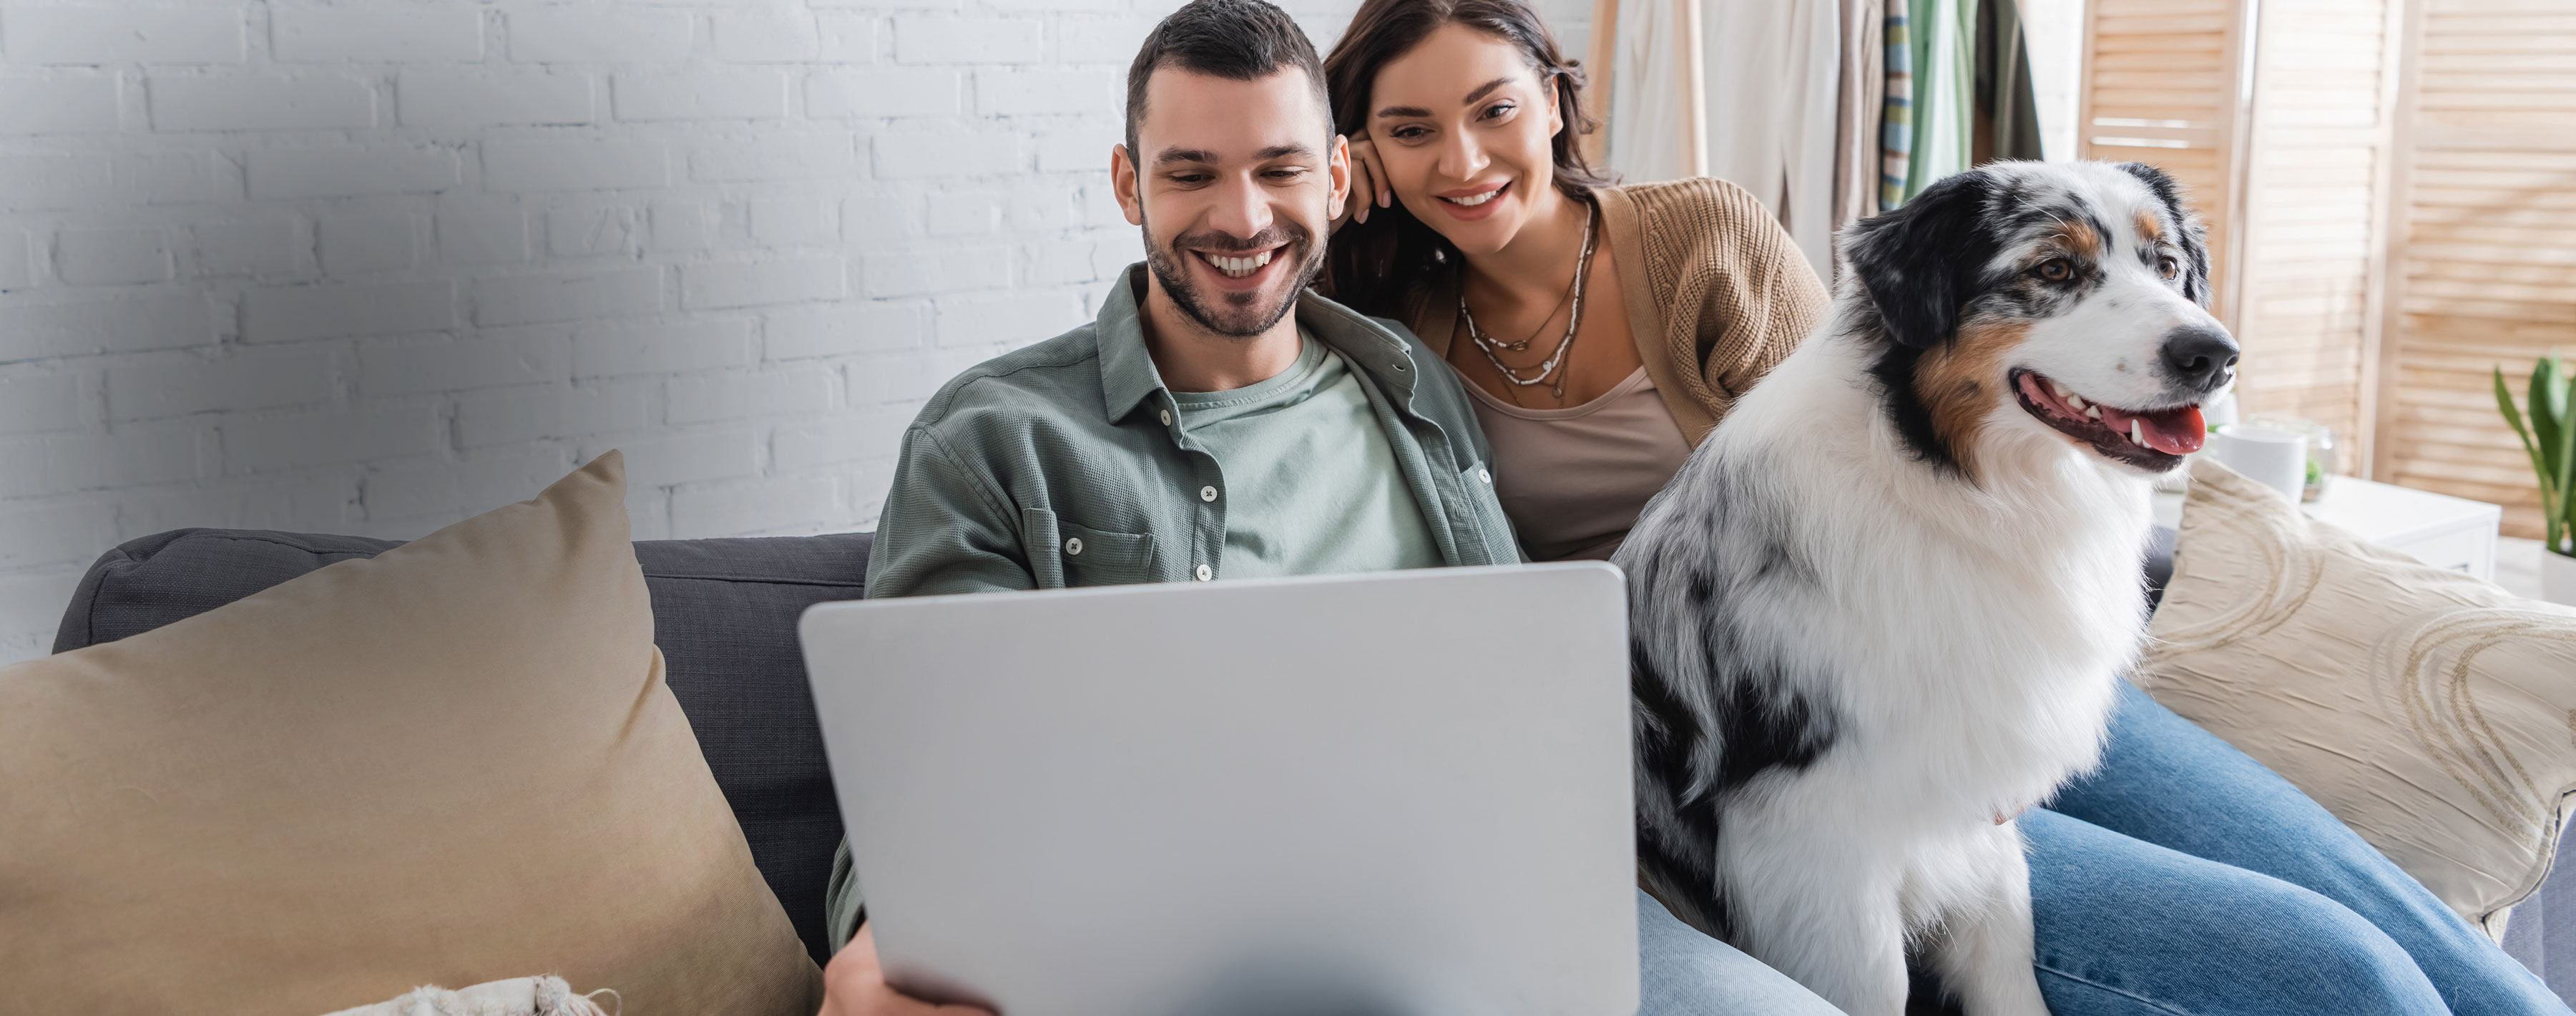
left=2535, top=359, right=2565, bottom=473
left=2499, top=365, right=2565, bottom=553
left=2499, top=366, right=2544, bottom=467
left=2550, top=356, right=2576, bottom=542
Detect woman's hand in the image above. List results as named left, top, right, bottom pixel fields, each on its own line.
left=1345, top=131, right=1394, bottom=225
left=820, top=924, right=994, bottom=1016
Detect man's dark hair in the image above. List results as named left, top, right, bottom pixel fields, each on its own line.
left=1125, top=0, right=1333, bottom=158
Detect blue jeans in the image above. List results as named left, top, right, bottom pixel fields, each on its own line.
left=1640, top=887, right=1847, bottom=1015
left=1641, top=683, right=2570, bottom=1016
left=2026, top=681, right=2567, bottom=1016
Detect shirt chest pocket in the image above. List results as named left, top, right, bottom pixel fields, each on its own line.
left=1020, top=507, right=1159, bottom=587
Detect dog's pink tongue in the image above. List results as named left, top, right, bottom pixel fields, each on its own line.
left=2098, top=404, right=2208, bottom=454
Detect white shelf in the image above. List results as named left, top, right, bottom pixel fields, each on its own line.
left=2153, top=474, right=2504, bottom=580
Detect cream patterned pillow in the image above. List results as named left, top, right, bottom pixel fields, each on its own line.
left=2140, top=457, right=2576, bottom=939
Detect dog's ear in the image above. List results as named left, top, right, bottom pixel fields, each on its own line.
left=2112, top=161, right=2213, bottom=306
left=1838, top=170, right=2001, bottom=349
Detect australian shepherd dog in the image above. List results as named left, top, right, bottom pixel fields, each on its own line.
left=1615, top=161, right=2239, bottom=1016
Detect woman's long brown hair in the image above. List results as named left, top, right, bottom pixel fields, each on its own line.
left=1318, top=0, right=1612, bottom=318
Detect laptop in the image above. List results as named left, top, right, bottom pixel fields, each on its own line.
left=798, top=562, right=1637, bottom=1016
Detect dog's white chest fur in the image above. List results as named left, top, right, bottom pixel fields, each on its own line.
left=1743, top=335, right=2145, bottom=825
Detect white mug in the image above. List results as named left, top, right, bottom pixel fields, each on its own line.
left=2208, top=424, right=2306, bottom=501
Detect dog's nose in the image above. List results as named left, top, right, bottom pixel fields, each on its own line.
left=2160, top=326, right=2239, bottom=392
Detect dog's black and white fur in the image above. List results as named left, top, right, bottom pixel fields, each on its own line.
left=1615, top=161, right=2239, bottom=1016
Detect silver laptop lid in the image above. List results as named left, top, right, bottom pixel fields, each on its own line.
left=799, top=562, right=1636, bottom=1016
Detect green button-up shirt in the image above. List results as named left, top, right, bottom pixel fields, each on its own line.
left=826, top=265, right=1525, bottom=949
left=861, top=263, right=1524, bottom=599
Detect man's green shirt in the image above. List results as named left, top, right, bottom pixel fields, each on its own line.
left=826, top=264, right=1525, bottom=948
left=861, top=263, right=1521, bottom=597
left=1165, top=328, right=1443, bottom=578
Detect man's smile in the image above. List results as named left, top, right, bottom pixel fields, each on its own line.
left=1190, top=243, right=1291, bottom=290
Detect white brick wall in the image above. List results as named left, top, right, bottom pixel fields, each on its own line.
left=0, top=0, right=1590, bottom=663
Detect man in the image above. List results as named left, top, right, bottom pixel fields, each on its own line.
left=818, top=2, right=1838, bottom=1015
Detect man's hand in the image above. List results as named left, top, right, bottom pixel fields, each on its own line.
left=820, top=924, right=996, bottom=1016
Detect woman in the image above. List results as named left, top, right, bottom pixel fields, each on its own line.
left=1318, top=3, right=2569, bottom=1015
left=1325, top=5, right=1813, bottom=564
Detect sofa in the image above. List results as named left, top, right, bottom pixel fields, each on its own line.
left=47, top=524, right=2575, bottom=1000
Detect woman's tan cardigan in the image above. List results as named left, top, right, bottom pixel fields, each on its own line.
left=1400, top=177, right=1833, bottom=446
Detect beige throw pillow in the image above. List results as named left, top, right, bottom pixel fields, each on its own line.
left=0, top=452, right=823, bottom=1015
left=2139, top=456, right=2576, bottom=938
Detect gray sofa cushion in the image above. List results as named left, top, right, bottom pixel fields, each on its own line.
left=2501, top=796, right=2576, bottom=996
left=47, top=524, right=2187, bottom=972
left=51, top=527, right=871, bottom=964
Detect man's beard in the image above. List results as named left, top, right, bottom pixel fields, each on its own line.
left=1140, top=217, right=1323, bottom=338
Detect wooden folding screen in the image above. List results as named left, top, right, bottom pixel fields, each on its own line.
left=2077, top=0, right=2407, bottom=457
left=2370, top=0, right=2576, bottom=537
left=2075, top=0, right=2253, bottom=327
left=2228, top=0, right=2409, bottom=456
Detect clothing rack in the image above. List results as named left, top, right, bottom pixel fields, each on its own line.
left=1587, top=0, right=2050, bottom=278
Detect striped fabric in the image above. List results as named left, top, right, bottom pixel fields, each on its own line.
left=1881, top=10, right=1914, bottom=210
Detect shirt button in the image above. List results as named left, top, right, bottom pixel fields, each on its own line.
left=1200, top=485, right=1218, bottom=502
left=1478, top=468, right=1492, bottom=484
left=1160, top=409, right=1172, bottom=426
left=1194, top=564, right=1213, bottom=581
left=1064, top=537, right=1084, bottom=556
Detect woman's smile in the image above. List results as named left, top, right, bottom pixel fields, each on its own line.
left=1435, top=180, right=1512, bottom=220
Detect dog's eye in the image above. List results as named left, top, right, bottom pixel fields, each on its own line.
left=2157, top=255, right=2182, bottom=280
left=2032, top=258, right=2074, bottom=282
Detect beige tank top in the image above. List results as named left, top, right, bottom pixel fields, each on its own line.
left=1456, top=365, right=1694, bottom=562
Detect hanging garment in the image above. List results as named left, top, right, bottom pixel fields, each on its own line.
left=1904, top=0, right=1937, bottom=197
left=1951, top=0, right=1979, bottom=167
left=1698, top=0, right=1841, bottom=278
left=1974, top=0, right=2046, bottom=162
left=1832, top=0, right=1887, bottom=236
left=1903, top=0, right=1971, bottom=199
left=1606, top=0, right=1705, bottom=187
left=1881, top=8, right=1913, bottom=210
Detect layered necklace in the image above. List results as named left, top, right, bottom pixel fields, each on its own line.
left=1458, top=200, right=1599, bottom=404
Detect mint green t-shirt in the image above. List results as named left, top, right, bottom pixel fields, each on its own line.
left=1167, top=333, right=1443, bottom=579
